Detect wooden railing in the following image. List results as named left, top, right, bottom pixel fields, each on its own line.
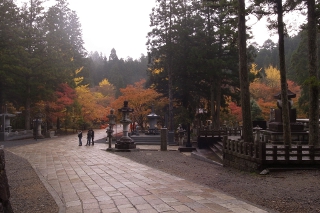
left=223, top=137, right=320, bottom=166
left=197, top=130, right=228, bottom=149
left=198, top=130, right=227, bottom=138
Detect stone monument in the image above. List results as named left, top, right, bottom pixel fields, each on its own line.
left=33, top=112, right=45, bottom=140
left=115, top=101, right=136, bottom=150
left=262, top=89, right=308, bottom=144
left=106, top=109, right=116, bottom=150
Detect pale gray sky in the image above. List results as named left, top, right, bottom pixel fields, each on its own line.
left=16, top=0, right=306, bottom=60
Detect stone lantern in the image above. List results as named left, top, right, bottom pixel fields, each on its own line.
left=106, top=109, right=116, bottom=149
left=0, top=105, right=15, bottom=141
left=33, top=112, right=44, bottom=140
left=146, top=104, right=160, bottom=135
left=115, top=101, right=136, bottom=150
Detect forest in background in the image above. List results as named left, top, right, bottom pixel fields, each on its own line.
left=0, top=0, right=316, bottom=132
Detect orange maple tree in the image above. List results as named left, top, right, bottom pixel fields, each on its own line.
left=110, top=79, right=168, bottom=129
left=45, top=83, right=76, bottom=122
left=226, top=64, right=303, bottom=122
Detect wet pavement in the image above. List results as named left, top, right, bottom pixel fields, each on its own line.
left=2, top=129, right=269, bottom=213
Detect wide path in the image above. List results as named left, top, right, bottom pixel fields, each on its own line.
left=6, top=129, right=270, bottom=213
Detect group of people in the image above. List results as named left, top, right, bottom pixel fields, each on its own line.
left=77, top=129, right=94, bottom=146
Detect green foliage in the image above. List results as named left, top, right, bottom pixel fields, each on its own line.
left=250, top=99, right=263, bottom=121
left=0, top=0, right=86, bottom=129
left=88, top=50, right=148, bottom=97
left=146, top=0, right=241, bottom=127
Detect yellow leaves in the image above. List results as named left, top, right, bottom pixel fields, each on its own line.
left=250, top=63, right=261, bottom=76
left=99, top=78, right=111, bottom=86
left=75, top=67, right=83, bottom=75
left=265, top=65, right=280, bottom=88
left=153, top=68, right=163, bottom=74
left=74, top=67, right=84, bottom=85
left=75, top=85, right=107, bottom=121
left=74, top=77, right=83, bottom=86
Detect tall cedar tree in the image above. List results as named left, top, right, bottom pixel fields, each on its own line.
left=238, top=0, right=253, bottom=142
left=3, top=0, right=86, bottom=130
left=307, top=0, right=319, bottom=147
left=252, top=0, right=299, bottom=146
left=0, top=0, right=20, bottom=113
left=148, top=0, right=241, bottom=130
left=203, top=0, right=240, bottom=130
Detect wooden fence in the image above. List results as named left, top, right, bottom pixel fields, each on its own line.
left=223, top=137, right=320, bottom=171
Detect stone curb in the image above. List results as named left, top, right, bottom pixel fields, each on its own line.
left=191, top=151, right=223, bottom=166
left=33, top=166, right=66, bottom=213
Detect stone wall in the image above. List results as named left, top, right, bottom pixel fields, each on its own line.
left=223, top=153, right=263, bottom=173
left=0, top=146, right=13, bottom=213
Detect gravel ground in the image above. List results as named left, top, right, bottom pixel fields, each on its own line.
left=3, top=137, right=320, bottom=213
left=114, top=150, right=320, bottom=213
left=4, top=150, right=58, bottom=213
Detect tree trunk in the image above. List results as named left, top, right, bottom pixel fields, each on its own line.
left=307, top=0, right=319, bottom=147
left=238, top=0, right=253, bottom=142
left=25, top=77, right=31, bottom=130
left=211, top=79, right=221, bottom=130
left=0, top=81, right=3, bottom=114
left=277, top=0, right=292, bottom=146
left=167, top=0, right=173, bottom=131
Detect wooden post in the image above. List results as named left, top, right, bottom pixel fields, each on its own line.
left=285, top=145, right=290, bottom=162
left=160, top=128, right=168, bottom=151
left=310, top=145, right=315, bottom=162
left=260, top=142, right=266, bottom=162
left=249, top=143, right=253, bottom=157
left=272, top=145, right=277, bottom=161
left=297, top=145, right=302, bottom=162
left=235, top=140, right=238, bottom=153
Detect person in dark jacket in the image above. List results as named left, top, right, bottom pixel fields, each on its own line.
left=78, top=130, right=82, bottom=146
left=86, top=129, right=92, bottom=146
left=91, top=129, right=95, bottom=145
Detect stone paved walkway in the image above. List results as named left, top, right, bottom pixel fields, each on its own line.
left=6, top=129, right=269, bottom=213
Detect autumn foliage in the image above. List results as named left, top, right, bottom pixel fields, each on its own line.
left=226, top=64, right=303, bottom=122
left=46, top=83, right=76, bottom=121
left=110, top=79, right=168, bottom=129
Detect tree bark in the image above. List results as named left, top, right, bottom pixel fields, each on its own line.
left=277, top=0, right=292, bottom=146
left=25, top=77, right=31, bottom=130
left=211, top=79, right=221, bottom=130
left=238, top=0, right=253, bottom=142
left=307, top=0, right=319, bottom=147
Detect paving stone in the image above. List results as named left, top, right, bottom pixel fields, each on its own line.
left=6, top=129, right=270, bottom=213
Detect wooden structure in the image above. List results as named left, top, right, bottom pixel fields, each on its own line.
left=197, top=130, right=227, bottom=149
left=223, top=137, right=320, bottom=172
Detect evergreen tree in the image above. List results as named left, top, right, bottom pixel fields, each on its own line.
left=147, top=0, right=242, bottom=130
left=238, top=0, right=253, bottom=142
left=306, top=0, right=319, bottom=147
left=0, top=0, right=20, bottom=113
left=252, top=0, right=300, bottom=146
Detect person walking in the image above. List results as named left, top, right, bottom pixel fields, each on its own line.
left=91, top=129, right=95, bottom=145
left=78, top=130, right=82, bottom=146
left=86, top=129, right=92, bottom=146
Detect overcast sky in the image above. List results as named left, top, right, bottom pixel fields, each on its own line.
left=16, top=0, right=306, bottom=60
